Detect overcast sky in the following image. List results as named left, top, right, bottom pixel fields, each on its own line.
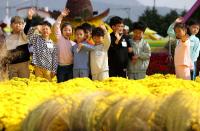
left=0, top=0, right=198, bottom=21
left=137, top=0, right=196, bottom=9
left=92, top=0, right=197, bottom=9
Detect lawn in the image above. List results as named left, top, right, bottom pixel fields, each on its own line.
left=146, top=39, right=168, bottom=48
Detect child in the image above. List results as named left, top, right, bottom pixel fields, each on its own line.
left=28, top=21, right=57, bottom=81
left=81, top=22, right=94, bottom=45
left=72, top=26, right=94, bottom=78
left=167, top=18, right=193, bottom=80
left=187, top=20, right=200, bottom=80
left=90, top=25, right=111, bottom=81
left=123, top=25, right=131, bottom=39
left=54, top=8, right=76, bottom=83
left=81, top=22, right=94, bottom=79
left=127, top=22, right=151, bottom=80
left=108, top=16, right=131, bottom=78
left=5, top=8, right=35, bottom=79
left=0, top=28, right=8, bottom=81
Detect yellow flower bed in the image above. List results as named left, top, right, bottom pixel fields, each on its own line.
left=1, top=74, right=200, bottom=131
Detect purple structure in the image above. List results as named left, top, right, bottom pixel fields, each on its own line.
left=183, top=0, right=200, bottom=23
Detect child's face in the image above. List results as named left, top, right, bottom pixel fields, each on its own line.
left=92, top=36, right=104, bottom=44
left=132, top=29, right=144, bottom=41
left=62, top=25, right=72, bottom=39
left=11, top=22, right=24, bottom=33
left=84, top=30, right=92, bottom=40
left=75, top=29, right=85, bottom=43
left=112, top=23, right=124, bottom=34
left=175, top=27, right=187, bottom=39
left=123, top=29, right=129, bottom=35
left=41, top=25, right=51, bottom=39
left=189, top=24, right=199, bottom=35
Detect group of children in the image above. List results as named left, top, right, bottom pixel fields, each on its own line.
left=54, top=8, right=111, bottom=82
left=3, top=8, right=200, bottom=82
left=1, top=8, right=152, bottom=83
left=167, top=17, right=200, bottom=80
left=2, top=8, right=200, bottom=82
left=0, top=6, right=153, bottom=83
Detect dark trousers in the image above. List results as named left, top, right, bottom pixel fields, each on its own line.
left=56, top=64, right=73, bottom=83
left=190, top=61, right=197, bottom=80
left=109, top=67, right=127, bottom=78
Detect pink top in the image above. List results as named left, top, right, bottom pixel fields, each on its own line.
left=54, top=20, right=75, bottom=65
left=174, top=39, right=193, bottom=69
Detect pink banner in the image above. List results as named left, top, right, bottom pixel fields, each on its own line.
left=183, top=0, right=200, bottom=23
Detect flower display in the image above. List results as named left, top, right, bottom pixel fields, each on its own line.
left=1, top=74, right=200, bottom=131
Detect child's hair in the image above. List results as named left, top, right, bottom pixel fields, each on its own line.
left=75, top=25, right=84, bottom=32
left=109, top=16, right=123, bottom=27
left=11, top=16, right=24, bottom=24
left=81, top=23, right=93, bottom=33
left=41, top=21, right=52, bottom=28
left=61, top=22, right=72, bottom=33
left=132, top=21, right=147, bottom=32
left=174, top=22, right=188, bottom=31
left=92, top=27, right=105, bottom=37
left=187, top=19, right=200, bottom=27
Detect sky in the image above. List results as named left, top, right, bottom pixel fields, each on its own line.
left=138, top=0, right=196, bottom=9
left=0, top=0, right=198, bottom=22
left=93, top=0, right=197, bottom=9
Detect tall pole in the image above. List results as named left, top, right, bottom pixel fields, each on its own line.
left=6, top=0, right=9, bottom=17
left=36, top=0, right=38, bottom=10
left=31, top=0, right=34, bottom=7
left=153, top=0, right=156, bottom=10
left=124, top=8, right=131, bottom=18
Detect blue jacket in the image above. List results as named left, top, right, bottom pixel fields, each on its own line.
left=190, top=35, right=200, bottom=62
left=72, top=42, right=94, bottom=69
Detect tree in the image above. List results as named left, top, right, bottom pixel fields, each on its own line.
left=138, top=8, right=164, bottom=36
left=161, top=10, right=179, bottom=36
left=49, top=10, right=61, bottom=20
left=25, top=15, right=44, bottom=26
left=123, top=18, right=133, bottom=30
left=138, top=8, right=182, bottom=37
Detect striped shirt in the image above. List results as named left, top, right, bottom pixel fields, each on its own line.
left=27, top=27, right=57, bottom=73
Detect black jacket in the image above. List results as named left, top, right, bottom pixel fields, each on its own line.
left=108, top=32, right=131, bottom=69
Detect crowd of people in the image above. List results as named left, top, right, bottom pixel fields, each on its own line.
left=0, top=8, right=199, bottom=82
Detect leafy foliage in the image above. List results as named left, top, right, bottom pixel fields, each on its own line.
left=139, top=8, right=181, bottom=37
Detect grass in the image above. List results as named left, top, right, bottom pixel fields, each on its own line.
left=146, top=39, right=168, bottom=48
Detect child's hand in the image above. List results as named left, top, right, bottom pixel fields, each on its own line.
left=99, top=24, right=107, bottom=32
left=36, top=25, right=42, bottom=32
left=131, top=55, right=138, bottom=64
left=76, top=43, right=83, bottom=52
left=78, top=43, right=83, bottom=49
left=132, top=55, right=139, bottom=60
left=128, top=47, right=133, bottom=53
left=115, top=32, right=122, bottom=40
left=27, top=8, right=36, bottom=20
left=131, top=59, right=137, bottom=64
left=131, top=56, right=137, bottom=64
left=181, top=34, right=189, bottom=42
left=61, top=8, right=70, bottom=17
left=175, top=17, right=184, bottom=23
